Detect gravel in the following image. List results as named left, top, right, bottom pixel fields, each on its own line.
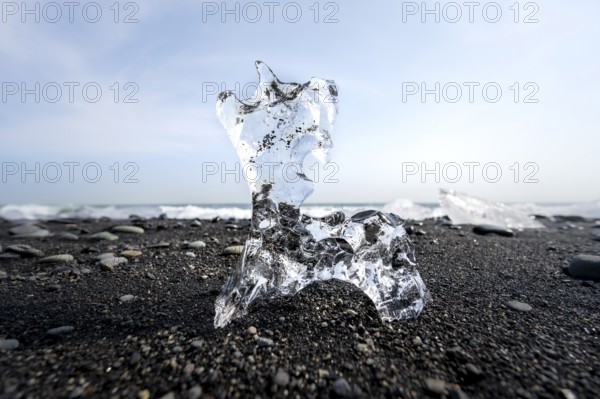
left=0, top=216, right=598, bottom=398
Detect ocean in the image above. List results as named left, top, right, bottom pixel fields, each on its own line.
left=1, top=199, right=599, bottom=222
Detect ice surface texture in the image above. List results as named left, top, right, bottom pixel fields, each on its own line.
left=439, top=189, right=544, bottom=229
left=214, top=61, right=427, bottom=328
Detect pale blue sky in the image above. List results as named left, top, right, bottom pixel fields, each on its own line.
left=1, top=0, right=599, bottom=205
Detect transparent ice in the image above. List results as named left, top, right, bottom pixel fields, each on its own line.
left=214, top=61, right=427, bottom=328
left=439, top=189, right=544, bottom=229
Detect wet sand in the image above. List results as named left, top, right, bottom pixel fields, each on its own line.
left=0, top=216, right=599, bottom=398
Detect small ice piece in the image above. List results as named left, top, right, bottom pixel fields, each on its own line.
left=382, top=198, right=444, bottom=221
left=214, top=62, right=427, bottom=328
left=439, top=189, right=544, bottom=229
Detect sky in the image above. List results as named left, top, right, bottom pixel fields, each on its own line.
left=0, top=0, right=599, bottom=206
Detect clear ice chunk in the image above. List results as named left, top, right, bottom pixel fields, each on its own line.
left=439, top=189, right=544, bottom=229
left=213, top=61, right=427, bottom=328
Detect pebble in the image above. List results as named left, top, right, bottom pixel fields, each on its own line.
left=185, top=252, right=196, bottom=258
left=591, top=232, right=600, bottom=241
left=47, top=326, right=74, bottom=336
left=0, top=270, right=7, bottom=280
left=0, top=339, right=19, bottom=350
left=506, top=300, right=532, bottom=312
left=424, top=378, right=448, bottom=395
left=191, top=340, right=204, bottom=349
left=412, top=336, right=423, bottom=346
left=568, top=255, right=600, bottom=280
left=112, top=225, right=145, bottom=234
left=99, top=256, right=128, bottom=271
left=146, top=241, right=171, bottom=249
left=89, top=232, right=119, bottom=241
left=20, top=229, right=52, bottom=238
left=158, top=393, right=175, bottom=399
left=5, top=244, right=44, bottom=258
left=37, top=254, right=74, bottom=264
left=9, top=224, right=49, bottom=237
left=0, top=253, right=20, bottom=260
left=273, top=369, right=290, bottom=386
left=257, top=337, right=274, bottom=347
left=247, top=326, right=257, bottom=335
left=119, top=294, right=135, bottom=302
left=184, top=241, right=207, bottom=249
left=356, top=343, right=368, bottom=353
left=121, top=250, right=142, bottom=259
left=56, top=232, right=79, bottom=241
left=473, top=224, right=515, bottom=237
left=223, top=245, right=244, bottom=255
left=449, top=388, right=470, bottom=399
left=190, top=220, right=202, bottom=227
left=138, top=390, right=150, bottom=399
left=81, top=246, right=99, bottom=254
left=188, top=386, right=202, bottom=399
left=465, top=363, right=483, bottom=380
left=331, top=378, right=352, bottom=398
left=97, top=253, right=116, bottom=260
left=560, top=389, right=577, bottom=399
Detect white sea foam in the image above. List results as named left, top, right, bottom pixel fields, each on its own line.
left=1, top=199, right=598, bottom=222
left=0, top=203, right=382, bottom=221
left=382, top=198, right=444, bottom=221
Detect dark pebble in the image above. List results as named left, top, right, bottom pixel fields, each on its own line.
left=568, top=255, right=600, bottom=280
left=473, top=224, right=515, bottom=237
left=331, top=378, right=352, bottom=398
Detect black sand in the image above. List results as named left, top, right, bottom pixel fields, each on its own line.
left=0, top=216, right=599, bottom=398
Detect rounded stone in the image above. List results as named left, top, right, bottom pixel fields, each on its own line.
left=185, top=241, right=207, bottom=249
left=47, top=326, right=74, bottom=335
left=112, top=225, right=145, bottom=234
left=257, top=337, right=274, bottom=347
left=473, top=224, right=515, bottom=237
left=5, top=244, right=44, bottom=258
left=56, top=232, right=79, bottom=241
left=223, top=245, right=244, bottom=255
left=37, top=254, right=74, bottom=264
left=9, top=224, right=44, bottom=236
left=0, top=339, right=19, bottom=350
left=568, top=255, right=600, bottom=280
left=506, top=300, right=532, bottom=312
left=191, top=340, right=204, bottom=349
left=99, top=256, right=128, bottom=270
left=120, top=250, right=142, bottom=259
left=89, top=232, right=119, bottom=241
left=119, top=294, right=135, bottom=302
left=425, top=378, right=447, bottom=395
left=331, top=378, right=352, bottom=398
left=273, top=369, right=290, bottom=387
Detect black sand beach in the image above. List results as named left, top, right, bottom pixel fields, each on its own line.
left=0, top=216, right=599, bottom=398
